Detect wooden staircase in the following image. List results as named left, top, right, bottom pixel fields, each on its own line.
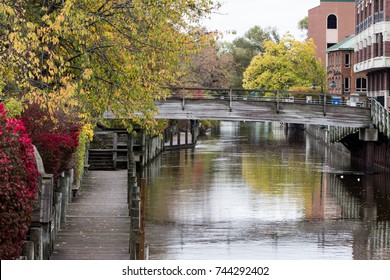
left=88, top=130, right=128, bottom=170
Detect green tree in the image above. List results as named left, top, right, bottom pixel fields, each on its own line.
left=298, top=16, right=308, bottom=40
left=0, top=0, right=219, bottom=132
left=225, top=26, right=280, bottom=88
left=243, top=35, right=326, bottom=91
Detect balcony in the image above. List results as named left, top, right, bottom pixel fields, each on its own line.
left=356, top=16, right=373, bottom=34
left=374, top=11, right=384, bottom=24
left=354, top=57, right=390, bottom=73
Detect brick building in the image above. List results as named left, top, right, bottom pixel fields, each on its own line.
left=308, top=0, right=356, bottom=65
left=327, top=35, right=368, bottom=102
left=354, top=0, right=390, bottom=107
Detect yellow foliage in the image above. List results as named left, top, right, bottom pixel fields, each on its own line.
left=243, top=34, right=326, bottom=91
left=0, top=0, right=220, bottom=132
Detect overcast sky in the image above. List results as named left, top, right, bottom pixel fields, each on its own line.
left=203, top=0, right=320, bottom=41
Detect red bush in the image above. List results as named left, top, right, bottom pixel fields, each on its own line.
left=0, top=103, right=39, bottom=259
left=21, top=104, right=80, bottom=186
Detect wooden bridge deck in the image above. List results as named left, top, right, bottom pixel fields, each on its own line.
left=153, top=99, right=372, bottom=128
left=50, top=170, right=130, bottom=260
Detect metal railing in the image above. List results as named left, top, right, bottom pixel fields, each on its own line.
left=166, top=87, right=370, bottom=116
left=371, top=97, right=390, bottom=138
left=330, top=126, right=359, bottom=143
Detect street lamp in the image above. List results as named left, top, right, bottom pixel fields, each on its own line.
left=333, top=69, right=345, bottom=104
left=330, top=80, right=337, bottom=90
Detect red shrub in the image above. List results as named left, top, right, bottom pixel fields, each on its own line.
left=21, top=104, right=80, bottom=186
left=0, top=103, right=39, bottom=259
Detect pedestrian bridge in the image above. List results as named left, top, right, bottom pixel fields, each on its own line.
left=104, top=87, right=373, bottom=128
left=154, top=88, right=372, bottom=128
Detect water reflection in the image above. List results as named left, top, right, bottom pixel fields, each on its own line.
left=145, top=122, right=390, bottom=259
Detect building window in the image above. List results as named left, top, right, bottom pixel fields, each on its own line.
left=327, top=43, right=336, bottom=49
left=327, top=15, right=337, bottom=29
left=356, top=78, right=367, bottom=92
left=344, top=77, right=350, bottom=92
left=345, top=53, right=351, bottom=67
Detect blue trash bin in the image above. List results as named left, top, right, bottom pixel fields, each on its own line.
left=332, top=96, right=341, bottom=105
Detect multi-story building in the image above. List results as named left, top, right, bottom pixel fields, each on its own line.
left=327, top=35, right=368, bottom=102
left=308, top=0, right=356, bottom=65
left=354, top=0, right=390, bottom=107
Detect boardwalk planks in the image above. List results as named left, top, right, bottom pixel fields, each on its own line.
left=50, top=170, right=130, bottom=260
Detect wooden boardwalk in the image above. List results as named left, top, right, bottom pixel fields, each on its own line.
left=50, top=170, right=130, bottom=260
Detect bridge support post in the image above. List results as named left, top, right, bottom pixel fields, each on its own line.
left=359, top=128, right=378, bottom=173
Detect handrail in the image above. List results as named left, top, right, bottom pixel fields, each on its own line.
left=371, top=98, right=390, bottom=138
left=165, top=88, right=371, bottom=113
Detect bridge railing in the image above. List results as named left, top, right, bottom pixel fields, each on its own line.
left=166, top=87, right=370, bottom=111
left=371, top=98, right=390, bottom=138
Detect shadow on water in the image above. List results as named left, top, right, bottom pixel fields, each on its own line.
left=144, top=122, right=390, bottom=260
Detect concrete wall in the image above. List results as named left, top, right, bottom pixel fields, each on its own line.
left=305, top=124, right=351, bottom=155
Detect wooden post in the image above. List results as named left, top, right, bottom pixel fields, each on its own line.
left=113, top=132, right=118, bottom=170
left=276, top=90, right=280, bottom=114
left=59, top=173, right=68, bottom=223
left=22, top=241, right=35, bottom=260
left=191, top=122, right=195, bottom=144
left=127, top=134, right=135, bottom=204
left=128, top=133, right=140, bottom=259
left=66, top=169, right=74, bottom=203
left=139, top=178, right=146, bottom=260
left=229, top=88, right=233, bottom=112
left=182, top=91, right=185, bottom=111
left=170, top=127, right=174, bottom=147
left=54, top=192, right=62, bottom=233
left=323, top=91, right=327, bottom=116
left=29, top=227, right=43, bottom=260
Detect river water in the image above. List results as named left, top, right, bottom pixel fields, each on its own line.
left=144, top=122, right=390, bottom=260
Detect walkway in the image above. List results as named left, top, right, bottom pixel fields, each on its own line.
left=50, top=170, right=130, bottom=260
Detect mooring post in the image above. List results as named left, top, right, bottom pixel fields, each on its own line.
left=323, top=91, right=327, bottom=116
left=139, top=178, right=146, bottom=260
left=127, top=133, right=139, bottom=259
left=127, top=134, right=135, bottom=204
left=182, top=91, right=185, bottom=111
left=229, top=88, right=233, bottom=112
left=129, top=162, right=141, bottom=259
left=185, top=126, right=189, bottom=145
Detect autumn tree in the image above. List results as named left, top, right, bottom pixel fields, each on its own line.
left=225, top=26, right=280, bottom=88
left=176, top=43, right=236, bottom=88
left=0, top=0, right=219, bottom=131
left=243, top=35, right=326, bottom=91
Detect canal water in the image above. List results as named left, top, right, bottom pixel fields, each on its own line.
left=144, top=122, right=390, bottom=260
